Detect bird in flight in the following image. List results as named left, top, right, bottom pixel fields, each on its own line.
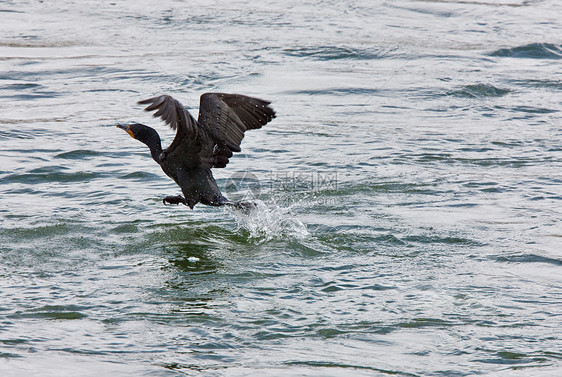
left=117, top=93, right=275, bottom=209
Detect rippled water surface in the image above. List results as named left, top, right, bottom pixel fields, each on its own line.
left=1, top=1, right=561, bottom=376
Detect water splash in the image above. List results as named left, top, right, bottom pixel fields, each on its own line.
left=227, top=200, right=308, bottom=242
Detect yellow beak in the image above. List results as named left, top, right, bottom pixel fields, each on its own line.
left=117, top=124, right=135, bottom=139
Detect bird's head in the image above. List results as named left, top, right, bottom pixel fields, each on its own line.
left=117, top=123, right=149, bottom=139
left=117, top=123, right=163, bottom=162
left=117, top=123, right=160, bottom=145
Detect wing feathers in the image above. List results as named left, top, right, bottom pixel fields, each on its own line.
left=197, top=93, right=276, bottom=167
left=138, top=95, right=195, bottom=133
left=138, top=93, right=275, bottom=169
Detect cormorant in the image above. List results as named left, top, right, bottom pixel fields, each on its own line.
left=117, top=93, right=275, bottom=209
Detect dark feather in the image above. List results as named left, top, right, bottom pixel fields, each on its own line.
left=139, top=93, right=275, bottom=169
left=138, top=95, right=196, bottom=133
left=197, top=93, right=276, bottom=167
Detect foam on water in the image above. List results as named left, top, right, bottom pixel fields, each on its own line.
left=228, top=200, right=308, bottom=242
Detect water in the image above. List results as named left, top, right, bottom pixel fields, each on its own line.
left=1, top=0, right=561, bottom=375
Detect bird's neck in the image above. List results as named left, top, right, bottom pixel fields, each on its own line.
left=149, top=142, right=163, bottom=163
left=141, top=131, right=163, bottom=163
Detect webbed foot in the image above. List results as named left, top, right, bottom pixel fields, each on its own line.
left=163, top=195, right=187, bottom=206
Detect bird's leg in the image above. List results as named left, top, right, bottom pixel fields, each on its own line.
left=163, top=195, right=187, bottom=206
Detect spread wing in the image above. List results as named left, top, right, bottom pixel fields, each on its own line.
left=138, top=95, right=203, bottom=166
left=139, top=93, right=276, bottom=169
left=197, top=93, right=276, bottom=168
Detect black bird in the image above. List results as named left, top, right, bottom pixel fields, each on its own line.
left=117, top=93, right=275, bottom=209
